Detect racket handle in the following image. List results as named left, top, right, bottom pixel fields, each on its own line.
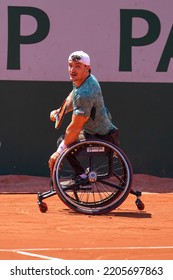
left=55, top=115, right=59, bottom=128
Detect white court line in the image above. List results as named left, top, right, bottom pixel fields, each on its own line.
left=15, top=250, right=61, bottom=260
left=142, top=192, right=173, bottom=194
left=1, top=246, right=173, bottom=260
left=1, top=245, right=173, bottom=252
left=0, top=249, right=61, bottom=260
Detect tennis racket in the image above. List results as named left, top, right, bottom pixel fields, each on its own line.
left=55, top=99, right=67, bottom=129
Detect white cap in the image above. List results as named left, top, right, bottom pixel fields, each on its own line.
left=68, top=51, right=90, bottom=66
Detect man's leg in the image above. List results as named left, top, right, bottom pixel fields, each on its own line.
left=96, top=129, right=120, bottom=146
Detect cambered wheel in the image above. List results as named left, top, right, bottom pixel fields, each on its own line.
left=53, top=140, right=133, bottom=215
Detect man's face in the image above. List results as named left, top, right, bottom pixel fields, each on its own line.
left=68, top=61, right=90, bottom=86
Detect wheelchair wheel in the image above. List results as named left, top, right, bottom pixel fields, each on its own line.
left=53, top=140, right=133, bottom=215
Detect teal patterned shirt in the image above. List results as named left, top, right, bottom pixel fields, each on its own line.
left=72, top=74, right=117, bottom=135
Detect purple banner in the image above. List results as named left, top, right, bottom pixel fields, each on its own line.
left=0, top=0, right=173, bottom=82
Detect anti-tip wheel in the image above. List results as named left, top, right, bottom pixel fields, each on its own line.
left=135, top=198, right=145, bottom=210
left=39, top=202, right=48, bottom=213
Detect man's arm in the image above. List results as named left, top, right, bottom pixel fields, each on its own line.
left=48, top=113, right=89, bottom=175
left=64, top=114, right=89, bottom=146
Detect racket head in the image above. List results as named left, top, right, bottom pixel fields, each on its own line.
left=55, top=99, right=67, bottom=129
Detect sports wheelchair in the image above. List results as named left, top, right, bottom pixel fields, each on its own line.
left=37, top=139, right=144, bottom=215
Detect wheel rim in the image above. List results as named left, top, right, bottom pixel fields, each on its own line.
left=53, top=140, right=132, bottom=214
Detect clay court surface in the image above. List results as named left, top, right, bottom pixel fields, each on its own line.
left=0, top=174, right=173, bottom=260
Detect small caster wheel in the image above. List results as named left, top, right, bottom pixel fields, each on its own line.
left=39, top=202, right=48, bottom=213
left=135, top=198, right=145, bottom=210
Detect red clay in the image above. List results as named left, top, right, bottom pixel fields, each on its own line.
left=0, top=190, right=173, bottom=260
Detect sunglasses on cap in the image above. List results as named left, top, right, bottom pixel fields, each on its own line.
left=70, top=55, right=82, bottom=62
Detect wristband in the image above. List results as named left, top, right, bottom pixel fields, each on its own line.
left=57, top=140, right=67, bottom=154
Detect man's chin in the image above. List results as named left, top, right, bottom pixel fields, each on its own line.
left=70, top=76, right=77, bottom=81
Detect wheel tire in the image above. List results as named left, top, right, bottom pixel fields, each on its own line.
left=53, top=140, right=133, bottom=215
left=136, top=199, right=145, bottom=210
left=39, top=202, right=48, bottom=213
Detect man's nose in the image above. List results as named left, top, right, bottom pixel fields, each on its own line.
left=71, top=66, right=76, bottom=71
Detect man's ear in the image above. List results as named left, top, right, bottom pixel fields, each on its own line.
left=85, top=65, right=90, bottom=72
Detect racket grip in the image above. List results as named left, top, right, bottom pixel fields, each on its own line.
left=55, top=115, right=59, bottom=128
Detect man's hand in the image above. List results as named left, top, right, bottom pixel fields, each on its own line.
left=48, top=140, right=67, bottom=176
left=48, top=151, right=60, bottom=176
left=50, top=109, right=59, bottom=122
